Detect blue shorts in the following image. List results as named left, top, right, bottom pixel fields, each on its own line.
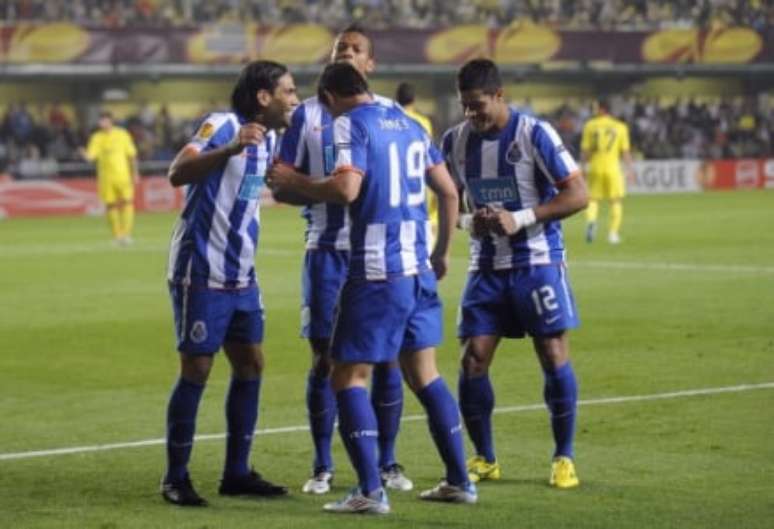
left=301, top=249, right=349, bottom=339
left=458, top=265, right=579, bottom=339
left=169, top=283, right=265, bottom=355
left=331, top=271, right=442, bottom=364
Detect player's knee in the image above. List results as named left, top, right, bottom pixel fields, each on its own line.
left=181, top=355, right=213, bottom=384
left=311, top=353, right=333, bottom=378
left=461, top=350, right=488, bottom=376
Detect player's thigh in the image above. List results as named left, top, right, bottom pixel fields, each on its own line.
left=301, top=249, right=348, bottom=340
left=331, top=276, right=413, bottom=364
left=587, top=171, right=607, bottom=201
left=168, top=283, right=235, bottom=355
left=509, top=265, right=579, bottom=338
left=98, top=177, right=117, bottom=205
left=225, top=284, right=265, bottom=345
left=458, top=270, right=524, bottom=340
left=402, top=271, right=443, bottom=354
left=608, top=170, right=625, bottom=199
left=115, top=179, right=135, bottom=203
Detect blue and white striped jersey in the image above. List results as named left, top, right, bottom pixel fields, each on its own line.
left=278, top=94, right=396, bottom=251
left=334, top=101, right=443, bottom=280
left=167, top=112, right=276, bottom=288
left=442, top=108, right=579, bottom=271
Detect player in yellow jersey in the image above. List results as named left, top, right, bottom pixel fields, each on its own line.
left=580, top=99, right=633, bottom=244
left=396, top=82, right=438, bottom=241
left=79, top=111, right=139, bottom=245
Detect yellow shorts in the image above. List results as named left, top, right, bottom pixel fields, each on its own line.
left=588, top=170, right=625, bottom=200
left=98, top=177, right=134, bottom=205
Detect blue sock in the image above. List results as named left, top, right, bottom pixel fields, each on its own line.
left=543, top=362, right=578, bottom=459
left=306, top=371, right=336, bottom=472
left=371, top=364, right=403, bottom=469
left=458, top=372, right=496, bottom=462
left=417, top=378, right=468, bottom=487
left=165, top=377, right=205, bottom=483
left=336, top=387, right=382, bottom=495
left=223, top=376, right=261, bottom=478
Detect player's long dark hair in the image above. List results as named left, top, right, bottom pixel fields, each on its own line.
left=231, top=60, right=288, bottom=121
left=457, top=59, right=502, bottom=94
left=317, top=62, right=369, bottom=106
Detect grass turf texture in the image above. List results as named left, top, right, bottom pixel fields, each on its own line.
left=1, top=190, right=772, bottom=528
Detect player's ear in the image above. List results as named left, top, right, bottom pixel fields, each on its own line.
left=494, top=87, right=505, bottom=101
left=364, top=57, right=375, bottom=75
left=256, top=89, right=272, bottom=109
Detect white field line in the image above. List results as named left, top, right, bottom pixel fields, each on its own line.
left=570, top=260, right=774, bottom=275
left=1, top=381, right=772, bottom=462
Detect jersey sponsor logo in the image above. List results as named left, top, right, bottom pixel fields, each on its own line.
left=506, top=140, right=522, bottom=164
left=467, top=177, right=518, bottom=204
left=190, top=320, right=208, bottom=344
left=195, top=122, right=215, bottom=140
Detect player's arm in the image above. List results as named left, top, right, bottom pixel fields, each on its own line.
left=125, top=132, right=140, bottom=183
left=620, top=123, right=635, bottom=182
left=266, top=163, right=362, bottom=204
left=426, top=162, right=458, bottom=280
left=78, top=135, right=98, bottom=162
left=129, top=156, right=140, bottom=184
left=272, top=105, right=319, bottom=205
left=167, top=123, right=265, bottom=187
left=270, top=162, right=318, bottom=206
left=491, top=121, right=588, bottom=236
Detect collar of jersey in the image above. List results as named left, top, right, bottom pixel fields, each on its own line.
left=478, top=108, right=518, bottom=141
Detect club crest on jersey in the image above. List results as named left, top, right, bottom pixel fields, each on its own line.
left=195, top=122, right=215, bottom=140
left=506, top=140, right=522, bottom=164
left=190, top=320, right=208, bottom=344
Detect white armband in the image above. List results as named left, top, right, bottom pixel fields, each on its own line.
left=510, top=208, right=536, bottom=228
left=458, top=213, right=473, bottom=231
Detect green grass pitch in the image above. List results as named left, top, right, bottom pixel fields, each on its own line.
left=1, top=191, right=772, bottom=528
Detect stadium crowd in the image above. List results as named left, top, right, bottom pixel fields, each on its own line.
left=2, top=95, right=771, bottom=179
left=546, top=95, right=774, bottom=161
left=0, top=0, right=772, bottom=31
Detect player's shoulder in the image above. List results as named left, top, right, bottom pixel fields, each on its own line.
left=441, top=119, right=471, bottom=143
left=192, top=112, right=239, bottom=144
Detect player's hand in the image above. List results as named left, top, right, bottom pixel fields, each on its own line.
left=471, top=208, right=494, bottom=238
left=490, top=208, right=521, bottom=236
left=228, top=123, right=267, bottom=154
left=430, top=251, right=449, bottom=280
left=266, top=163, right=300, bottom=192
left=77, top=147, right=88, bottom=160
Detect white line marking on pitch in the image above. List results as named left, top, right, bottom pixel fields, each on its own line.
left=1, top=382, right=772, bottom=462
left=570, top=260, right=774, bottom=274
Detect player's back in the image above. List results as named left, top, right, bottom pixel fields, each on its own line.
left=581, top=114, right=629, bottom=175
left=334, top=102, right=433, bottom=280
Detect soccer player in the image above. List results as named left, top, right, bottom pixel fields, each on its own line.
left=441, top=59, right=588, bottom=489
left=160, top=60, right=299, bottom=507
left=581, top=98, right=633, bottom=244
left=275, top=24, right=412, bottom=494
left=79, top=111, right=139, bottom=246
left=267, top=62, right=475, bottom=514
left=395, top=82, right=439, bottom=241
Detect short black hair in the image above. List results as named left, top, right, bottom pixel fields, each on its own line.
left=317, top=62, right=370, bottom=106
left=395, top=82, right=415, bottom=106
left=338, top=22, right=374, bottom=58
left=99, top=110, right=113, bottom=120
left=231, top=60, right=288, bottom=120
left=597, top=98, right=611, bottom=112
left=457, top=59, right=502, bottom=94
